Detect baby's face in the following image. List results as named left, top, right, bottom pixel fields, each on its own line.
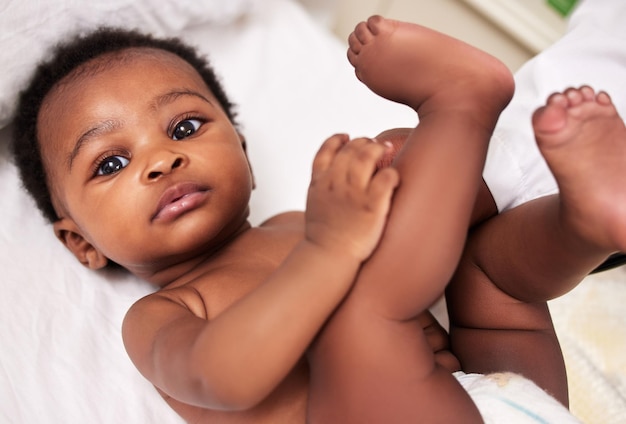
left=38, top=49, right=254, bottom=277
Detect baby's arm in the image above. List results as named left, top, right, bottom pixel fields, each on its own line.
left=122, top=134, right=398, bottom=410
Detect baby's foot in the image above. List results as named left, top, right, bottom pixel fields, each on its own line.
left=533, top=86, right=626, bottom=251
left=347, top=16, right=514, bottom=117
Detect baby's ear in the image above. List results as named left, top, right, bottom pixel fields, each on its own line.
left=53, top=218, right=108, bottom=270
left=239, top=133, right=256, bottom=190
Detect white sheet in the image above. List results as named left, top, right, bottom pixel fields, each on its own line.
left=1, top=0, right=624, bottom=422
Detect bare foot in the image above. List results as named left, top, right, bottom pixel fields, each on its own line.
left=347, top=15, right=514, bottom=117
left=533, top=86, right=626, bottom=251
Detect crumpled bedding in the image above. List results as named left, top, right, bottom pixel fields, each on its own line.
left=550, top=267, right=626, bottom=423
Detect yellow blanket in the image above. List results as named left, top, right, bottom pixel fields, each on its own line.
left=550, top=267, right=626, bottom=424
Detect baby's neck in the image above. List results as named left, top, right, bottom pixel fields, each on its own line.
left=132, top=220, right=254, bottom=289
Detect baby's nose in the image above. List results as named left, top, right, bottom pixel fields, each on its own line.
left=147, top=154, right=184, bottom=180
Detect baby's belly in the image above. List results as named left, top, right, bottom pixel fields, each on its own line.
left=163, top=362, right=309, bottom=424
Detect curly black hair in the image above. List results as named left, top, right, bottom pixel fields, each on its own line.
left=10, top=27, right=238, bottom=223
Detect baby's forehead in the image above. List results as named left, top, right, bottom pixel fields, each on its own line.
left=40, top=47, right=212, bottom=129
left=38, top=47, right=210, bottom=144
left=54, top=47, right=200, bottom=92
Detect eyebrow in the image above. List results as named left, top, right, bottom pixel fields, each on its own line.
left=68, top=119, right=124, bottom=171
left=67, top=89, right=213, bottom=171
left=150, top=89, right=213, bottom=110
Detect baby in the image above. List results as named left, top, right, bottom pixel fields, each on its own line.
left=11, top=14, right=626, bottom=423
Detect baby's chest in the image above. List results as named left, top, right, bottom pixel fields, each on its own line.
left=194, top=253, right=293, bottom=319
left=185, top=225, right=303, bottom=318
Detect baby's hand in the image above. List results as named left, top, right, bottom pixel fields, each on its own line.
left=305, top=134, right=399, bottom=261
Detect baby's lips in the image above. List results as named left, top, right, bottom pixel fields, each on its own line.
left=152, top=182, right=208, bottom=221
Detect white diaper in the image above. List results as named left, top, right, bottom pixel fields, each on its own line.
left=455, top=372, right=581, bottom=423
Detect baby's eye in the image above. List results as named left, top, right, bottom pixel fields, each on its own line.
left=172, top=119, right=202, bottom=140
left=96, top=155, right=130, bottom=176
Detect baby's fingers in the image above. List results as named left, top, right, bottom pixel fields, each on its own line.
left=368, top=167, right=399, bottom=212
left=342, top=138, right=387, bottom=189
left=311, top=133, right=349, bottom=183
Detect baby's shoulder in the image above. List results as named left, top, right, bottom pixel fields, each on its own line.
left=127, top=285, right=208, bottom=322
left=259, top=210, right=304, bottom=228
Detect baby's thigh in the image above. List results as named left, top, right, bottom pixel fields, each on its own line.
left=446, top=253, right=568, bottom=403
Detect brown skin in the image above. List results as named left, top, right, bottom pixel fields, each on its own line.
left=378, top=127, right=498, bottom=228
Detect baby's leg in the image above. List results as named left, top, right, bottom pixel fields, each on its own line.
left=375, top=127, right=499, bottom=227
left=448, top=87, right=626, bottom=404
left=470, top=87, right=626, bottom=302
left=307, top=17, right=513, bottom=423
left=347, top=15, right=513, bottom=117
left=345, top=16, right=513, bottom=317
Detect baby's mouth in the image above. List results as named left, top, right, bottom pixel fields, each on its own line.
left=152, top=182, right=209, bottom=222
